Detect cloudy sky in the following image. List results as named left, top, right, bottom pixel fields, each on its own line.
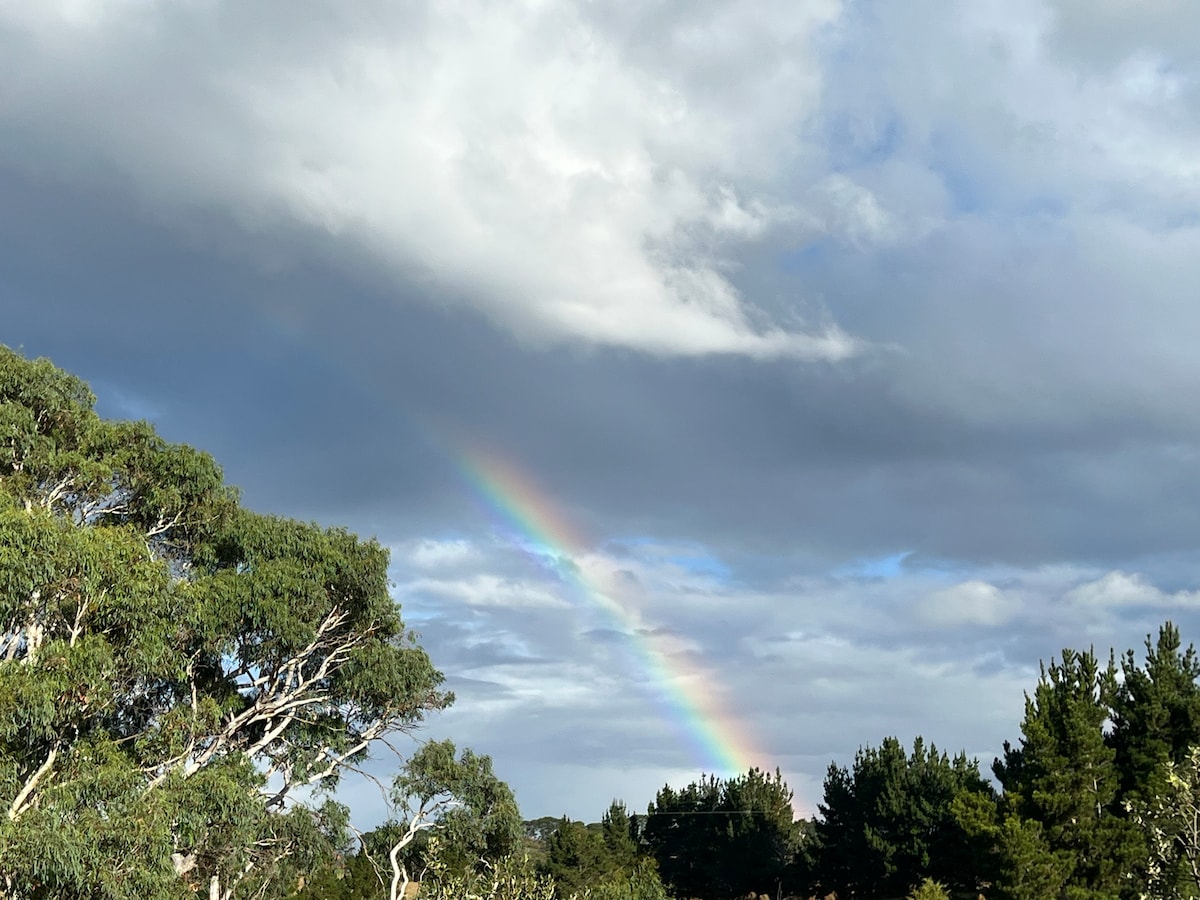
left=6, top=0, right=1200, bottom=823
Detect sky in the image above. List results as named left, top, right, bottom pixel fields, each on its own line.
left=5, top=0, right=1200, bottom=824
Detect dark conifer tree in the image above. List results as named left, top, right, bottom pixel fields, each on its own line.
left=991, top=648, right=1139, bottom=900
left=643, top=769, right=797, bottom=900
left=814, top=736, right=992, bottom=898
left=1110, top=622, right=1200, bottom=803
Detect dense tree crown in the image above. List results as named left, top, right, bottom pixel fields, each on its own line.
left=816, top=736, right=993, bottom=899
left=0, top=347, right=450, bottom=897
left=643, top=768, right=798, bottom=900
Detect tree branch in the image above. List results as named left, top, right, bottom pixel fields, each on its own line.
left=8, top=744, right=59, bottom=821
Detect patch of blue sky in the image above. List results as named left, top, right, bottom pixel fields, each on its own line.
left=926, top=142, right=990, bottom=216
left=779, top=239, right=832, bottom=273
left=390, top=588, right=441, bottom=624
left=608, top=536, right=733, bottom=580
left=1159, top=208, right=1200, bottom=230
left=665, top=552, right=732, bottom=580
left=835, top=550, right=911, bottom=580
left=824, top=111, right=904, bottom=171
left=927, top=129, right=1066, bottom=220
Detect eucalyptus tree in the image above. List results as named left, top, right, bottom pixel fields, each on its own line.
left=0, top=347, right=450, bottom=898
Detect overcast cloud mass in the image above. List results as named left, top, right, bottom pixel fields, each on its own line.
left=5, top=0, right=1200, bottom=822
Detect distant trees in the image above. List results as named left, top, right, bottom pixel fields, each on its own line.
left=535, top=802, right=668, bottom=900
left=795, top=623, right=1200, bottom=900
left=20, top=350, right=1200, bottom=900
left=944, top=625, right=1200, bottom=900
left=643, top=768, right=798, bottom=900
left=542, top=818, right=610, bottom=895
left=600, top=800, right=638, bottom=872
left=266, top=620, right=1200, bottom=900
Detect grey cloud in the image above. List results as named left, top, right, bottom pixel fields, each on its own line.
left=0, top=0, right=857, bottom=359
left=1045, top=0, right=1200, bottom=72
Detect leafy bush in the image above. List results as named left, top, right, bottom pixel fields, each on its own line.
left=906, top=877, right=951, bottom=900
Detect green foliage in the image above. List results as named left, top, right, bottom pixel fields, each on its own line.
left=1110, top=623, right=1200, bottom=805
left=388, top=739, right=523, bottom=878
left=643, top=768, right=797, bottom=900
left=990, top=647, right=1137, bottom=900
left=0, top=346, right=450, bottom=896
left=345, top=835, right=668, bottom=900
left=531, top=801, right=666, bottom=900
left=292, top=850, right=382, bottom=900
left=1107, top=623, right=1200, bottom=894
left=419, top=849, right=559, bottom=900
left=906, top=876, right=951, bottom=900
left=600, top=800, right=638, bottom=872
left=815, top=736, right=993, bottom=899
left=542, top=819, right=612, bottom=895
left=520, top=815, right=564, bottom=869
left=1125, top=745, right=1200, bottom=899
left=580, top=857, right=671, bottom=900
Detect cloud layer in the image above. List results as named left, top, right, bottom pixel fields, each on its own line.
left=0, top=0, right=862, bottom=358
left=6, top=0, right=1200, bottom=823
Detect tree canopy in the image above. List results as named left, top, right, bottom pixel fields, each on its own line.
left=643, top=768, right=798, bottom=900
left=0, top=346, right=450, bottom=897
left=815, top=736, right=993, bottom=899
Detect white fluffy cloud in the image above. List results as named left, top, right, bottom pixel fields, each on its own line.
left=917, top=580, right=1016, bottom=627
left=1063, top=570, right=1200, bottom=609
left=0, top=0, right=860, bottom=359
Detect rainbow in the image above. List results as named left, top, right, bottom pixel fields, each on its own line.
left=453, top=441, right=768, bottom=777
left=246, top=307, right=771, bottom=777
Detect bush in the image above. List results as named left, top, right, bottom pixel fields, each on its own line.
left=906, top=877, right=951, bottom=900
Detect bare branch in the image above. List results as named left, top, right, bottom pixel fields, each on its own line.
left=68, top=595, right=90, bottom=647
left=8, top=744, right=59, bottom=821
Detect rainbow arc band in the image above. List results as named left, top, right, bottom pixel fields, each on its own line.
left=455, top=444, right=768, bottom=776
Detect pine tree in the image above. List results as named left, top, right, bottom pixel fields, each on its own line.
left=600, top=800, right=637, bottom=872
left=992, top=648, right=1138, bottom=900
left=815, top=736, right=993, bottom=898
left=643, top=769, right=797, bottom=900
left=542, top=819, right=610, bottom=895
left=1109, top=622, right=1200, bottom=896
left=1110, top=622, right=1200, bottom=803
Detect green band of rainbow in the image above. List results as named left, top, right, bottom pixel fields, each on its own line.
left=455, top=443, right=768, bottom=776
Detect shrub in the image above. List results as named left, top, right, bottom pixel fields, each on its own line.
left=906, top=877, right=951, bottom=900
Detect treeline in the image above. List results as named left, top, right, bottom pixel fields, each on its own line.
left=679, top=623, right=1200, bottom=899
left=305, top=622, right=1200, bottom=900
